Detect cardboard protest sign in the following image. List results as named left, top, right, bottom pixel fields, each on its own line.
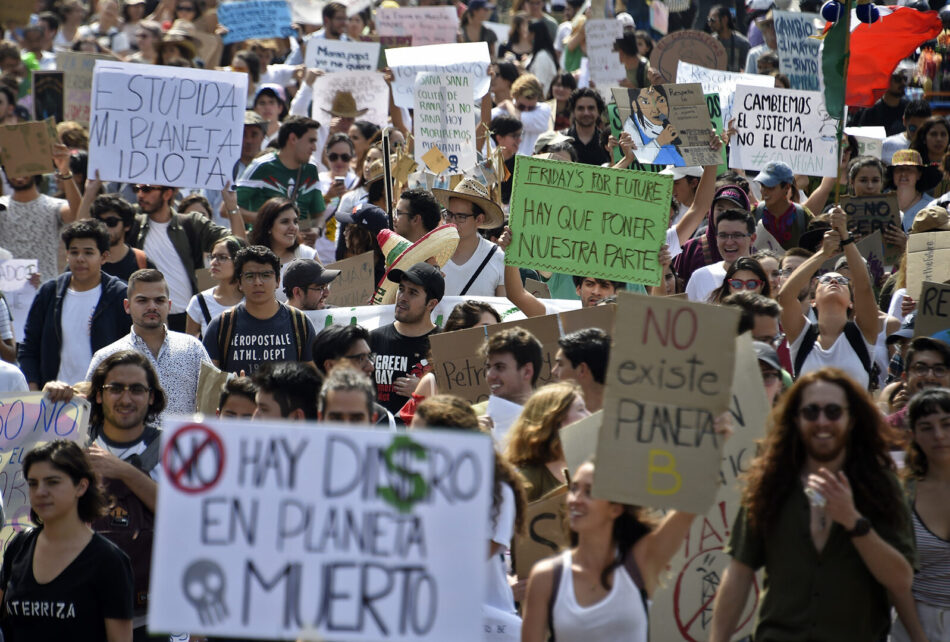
left=513, top=486, right=569, bottom=579
left=217, top=0, right=295, bottom=43
left=584, top=19, right=624, bottom=102
left=312, top=71, right=389, bottom=130
left=386, top=42, right=490, bottom=109
left=916, top=281, right=950, bottom=342
left=606, top=102, right=664, bottom=171
left=651, top=30, right=727, bottom=84
left=560, top=411, right=601, bottom=477
left=0, top=393, right=91, bottom=553
left=0, top=259, right=39, bottom=342
left=730, top=85, right=839, bottom=178
left=613, top=84, right=719, bottom=167
left=430, top=313, right=561, bottom=403
left=196, top=361, right=230, bottom=415
left=325, top=251, right=375, bottom=307
left=676, top=61, right=775, bottom=128
left=506, top=156, right=671, bottom=286
left=525, top=278, right=551, bottom=299
left=820, top=232, right=887, bottom=299
left=305, top=39, right=380, bottom=72
left=558, top=304, right=616, bottom=335
left=649, top=333, right=766, bottom=642
left=32, top=71, right=64, bottom=123
left=593, top=292, right=740, bottom=513
left=195, top=268, right=215, bottom=293
left=753, top=221, right=786, bottom=257
left=56, top=51, right=111, bottom=126
left=0, top=118, right=58, bottom=178
left=376, top=6, right=458, bottom=46
left=845, top=125, right=885, bottom=160
left=773, top=11, right=822, bottom=91
left=0, top=0, right=32, bottom=25
left=840, top=195, right=902, bottom=265
left=414, top=72, right=477, bottom=175
left=149, top=419, right=493, bottom=640
left=907, top=232, right=950, bottom=300
left=88, top=61, right=247, bottom=191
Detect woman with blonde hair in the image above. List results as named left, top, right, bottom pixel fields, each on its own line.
left=504, top=381, right=589, bottom=502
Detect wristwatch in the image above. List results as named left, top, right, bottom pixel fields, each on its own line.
left=847, top=516, right=871, bottom=537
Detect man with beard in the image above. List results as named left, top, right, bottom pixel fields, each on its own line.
left=86, top=269, right=212, bottom=418
left=369, top=263, right=443, bottom=421
left=709, top=368, right=916, bottom=642
left=562, top=88, right=611, bottom=166
left=855, top=71, right=911, bottom=137
left=0, top=144, right=80, bottom=280
left=886, top=337, right=950, bottom=429
left=90, top=193, right=154, bottom=281
left=282, top=259, right=340, bottom=311
left=130, top=183, right=239, bottom=332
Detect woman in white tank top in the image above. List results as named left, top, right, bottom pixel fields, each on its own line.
left=519, top=457, right=724, bottom=642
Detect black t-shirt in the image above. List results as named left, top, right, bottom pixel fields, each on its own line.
left=101, top=247, right=155, bottom=283
left=565, top=126, right=611, bottom=167
left=369, top=323, right=438, bottom=415
left=855, top=97, right=908, bottom=136
left=203, top=303, right=315, bottom=374
left=0, top=528, right=133, bottom=642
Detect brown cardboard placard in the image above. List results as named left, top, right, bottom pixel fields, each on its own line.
left=650, top=30, right=728, bottom=84
left=753, top=220, right=786, bottom=256
left=915, top=281, right=950, bottom=342
left=820, top=230, right=885, bottom=278
left=195, top=268, right=216, bottom=293
left=0, top=0, right=32, bottom=25
left=593, top=291, right=739, bottom=513
left=513, top=485, right=569, bottom=579
left=525, top=278, right=550, bottom=299
left=0, top=118, right=57, bottom=178
left=32, top=71, right=64, bottom=123
left=196, top=361, right=230, bottom=416
left=611, top=83, right=720, bottom=167
left=421, top=146, right=451, bottom=175
left=56, top=51, right=112, bottom=126
left=560, top=410, right=601, bottom=477
left=558, top=304, right=616, bottom=336
left=840, top=194, right=902, bottom=265
left=906, top=231, right=950, bottom=301
left=326, top=251, right=375, bottom=307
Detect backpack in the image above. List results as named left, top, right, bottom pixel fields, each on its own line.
left=216, top=303, right=311, bottom=366
left=546, top=552, right=648, bottom=641
left=131, top=248, right=148, bottom=270
left=792, top=321, right=878, bottom=390
left=91, top=428, right=162, bottom=614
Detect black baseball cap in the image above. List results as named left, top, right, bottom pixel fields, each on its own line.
left=337, top=203, right=389, bottom=237
left=282, top=259, right=340, bottom=297
left=387, top=262, right=445, bottom=301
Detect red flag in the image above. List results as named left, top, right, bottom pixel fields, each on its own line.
left=823, top=6, right=942, bottom=108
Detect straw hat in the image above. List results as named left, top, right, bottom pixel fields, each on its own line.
left=162, top=20, right=199, bottom=59
left=322, top=91, right=369, bottom=118
left=370, top=224, right=460, bottom=304
left=432, top=178, right=505, bottom=229
left=364, top=158, right=386, bottom=186
left=887, top=149, right=942, bottom=194
left=911, top=204, right=950, bottom=234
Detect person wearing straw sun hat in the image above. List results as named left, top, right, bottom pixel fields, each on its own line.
left=432, top=178, right=508, bottom=297
left=887, top=149, right=941, bottom=231
left=371, top=224, right=460, bottom=305
left=322, top=91, right=370, bottom=135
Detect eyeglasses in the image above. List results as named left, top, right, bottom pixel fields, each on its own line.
left=102, top=383, right=151, bottom=397
left=307, top=284, right=329, bottom=293
left=328, top=153, right=352, bottom=162
left=98, top=217, right=123, bottom=228
left=209, top=254, right=232, bottom=262
left=728, top=278, right=763, bottom=291
left=718, top=232, right=750, bottom=241
left=240, top=270, right=276, bottom=283
left=134, top=185, right=159, bottom=193
left=799, top=403, right=848, bottom=421
left=818, top=274, right=850, bottom=286
left=516, top=102, right=537, bottom=112
left=910, top=363, right=949, bottom=378
left=754, top=332, right=786, bottom=347
left=443, top=210, right=475, bottom=222
left=341, top=351, right=375, bottom=365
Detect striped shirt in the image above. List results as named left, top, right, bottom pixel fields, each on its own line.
left=911, top=507, right=950, bottom=607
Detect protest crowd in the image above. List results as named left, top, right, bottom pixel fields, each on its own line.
left=1, top=0, right=950, bottom=640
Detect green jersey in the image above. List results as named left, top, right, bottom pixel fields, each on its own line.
left=236, top=152, right=326, bottom=222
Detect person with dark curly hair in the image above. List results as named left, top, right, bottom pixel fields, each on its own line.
left=709, top=367, right=916, bottom=642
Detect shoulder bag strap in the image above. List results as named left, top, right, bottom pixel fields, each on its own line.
left=792, top=322, right=820, bottom=377
left=459, top=244, right=499, bottom=296
left=547, top=555, right=564, bottom=642
left=842, top=320, right=873, bottom=374
left=197, top=293, right=212, bottom=324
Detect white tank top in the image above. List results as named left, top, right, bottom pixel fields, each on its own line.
left=551, top=550, right=649, bottom=642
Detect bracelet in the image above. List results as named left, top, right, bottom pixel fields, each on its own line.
left=227, top=208, right=239, bottom=216
left=840, top=236, right=856, bottom=246
left=57, top=172, right=73, bottom=180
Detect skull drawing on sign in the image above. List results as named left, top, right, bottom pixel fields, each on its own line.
left=182, top=559, right=229, bottom=625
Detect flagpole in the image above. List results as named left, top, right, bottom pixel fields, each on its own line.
left=834, top=0, right=853, bottom=205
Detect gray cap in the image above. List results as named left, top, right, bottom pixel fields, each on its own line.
left=753, top=340, right=783, bottom=372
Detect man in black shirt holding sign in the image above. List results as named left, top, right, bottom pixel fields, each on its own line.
left=369, top=263, right=443, bottom=419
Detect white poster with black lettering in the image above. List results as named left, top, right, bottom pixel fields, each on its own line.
left=386, top=42, right=491, bottom=109
left=149, top=418, right=493, bottom=641
left=413, top=72, right=476, bottom=175
left=0, top=259, right=39, bottom=342
left=729, top=85, right=838, bottom=178
left=311, top=70, right=390, bottom=130
left=675, top=60, right=775, bottom=129
left=87, top=61, right=247, bottom=191
left=305, top=38, right=380, bottom=72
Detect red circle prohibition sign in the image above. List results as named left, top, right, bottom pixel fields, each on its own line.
left=162, top=423, right=226, bottom=494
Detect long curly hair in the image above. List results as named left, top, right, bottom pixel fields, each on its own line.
left=504, top=382, right=580, bottom=468
left=742, top=367, right=904, bottom=536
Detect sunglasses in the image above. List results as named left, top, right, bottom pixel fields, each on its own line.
left=799, top=403, right=847, bottom=421
left=818, top=274, right=850, bottom=286
left=516, top=102, right=537, bottom=112
left=328, top=153, right=352, bottom=162
left=134, top=185, right=159, bottom=193
left=98, top=217, right=123, bottom=228
left=728, top=278, right=762, bottom=291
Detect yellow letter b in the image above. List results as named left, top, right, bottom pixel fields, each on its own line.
left=647, top=449, right=682, bottom=495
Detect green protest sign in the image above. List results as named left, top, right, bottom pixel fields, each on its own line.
left=506, top=155, right=672, bottom=286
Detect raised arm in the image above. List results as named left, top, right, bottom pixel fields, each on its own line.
left=497, top=226, right=546, bottom=317
left=830, top=207, right=879, bottom=343
left=53, top=144, right=82, bottom=223
left=778, top=230, right=840, bottom=342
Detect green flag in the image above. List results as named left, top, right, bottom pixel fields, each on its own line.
left=821, top=16, right=848, bottom=120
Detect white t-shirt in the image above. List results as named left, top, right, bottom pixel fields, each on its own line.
left=442, top=238, right=506, bottom=297
left=57, top=285, right=101, bottom=385
left=685, top=260, right=727, bottom=302
left=143, top=220, right=193, bottom=314
left=0, top=297, right=13, bottom=341
left=789, top=321, right=874, bottom=389
left=186, top=287, right=242, bottom=338
left=486, top=482, right=517, bottom=614
left=0, top=360, right=28, bottom=392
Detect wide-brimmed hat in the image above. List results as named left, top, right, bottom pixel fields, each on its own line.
left=322, top=91, right=369, bottom=118
left=797, top=219, right=832, bottom=253
left=911, top=204, right=950, bottom=233
left=363, top=158, right=385, bottom=186
left=162, top=20, right=198, bottom=59
left=370, top=225, right=460, bottom=304
left=887, top=149, right=942, bottom=193
left=432, top=178, right=505, bottom=229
